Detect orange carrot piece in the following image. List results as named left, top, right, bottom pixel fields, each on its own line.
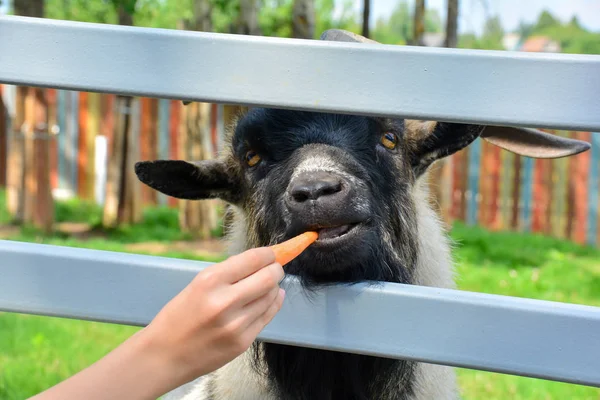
left=270, top=231, right=319, bottom=266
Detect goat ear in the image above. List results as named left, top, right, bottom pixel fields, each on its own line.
left=405, top=120, right=484, bottom=176
left=134, top=159, right=242, bottom=204
left=405, top=120, right=591, bottom=176
left=481, top=126, right=590, bottom=158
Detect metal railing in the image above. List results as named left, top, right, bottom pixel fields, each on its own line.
left=1, top=15, right=600, bottom=388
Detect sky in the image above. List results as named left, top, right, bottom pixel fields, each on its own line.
left=1, top=0, right=599, bottom=35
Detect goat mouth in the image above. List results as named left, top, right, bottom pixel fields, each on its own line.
left=315, top=223, right=359, bottom=242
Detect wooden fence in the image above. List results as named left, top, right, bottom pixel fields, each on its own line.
left=1, top=84, right=599, bottom=246
left=0, top=85, right=225, bottom=208
left=430, top=130, right=599, bottom=245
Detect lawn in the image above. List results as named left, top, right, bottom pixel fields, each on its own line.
left=0, top=195, right=599, bottom=399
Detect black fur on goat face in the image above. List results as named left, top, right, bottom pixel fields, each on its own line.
left=135, top=108, right=482, bottom=289
left=231, top=108, right=429, bottom=288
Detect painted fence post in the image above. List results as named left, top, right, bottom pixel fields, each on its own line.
left=467, top=138, right=481, bottom=226
left=499, top=150, right=515, bottom=230
left=520, top=157, right=534, bottom=232
left=452, top=148, right=469, bottom=222
left=140, top=97, right=158, bottom=206
left=56, top=90, right=67, bottom=192
left=551, top=130, right=569, bottom=239
left=572, top=132, right=591, bottom=244
left=67, top=91, right=79, bottom=197
left=588, top=133, right=600, bottom=246
left=0, top=85, right=6, bottom=187
left=77, top=92, right=88, bottom=199
left=168, top=100, right=180, bottom=208
left=216, top=103, right=225, bottom=154
left=157, top=98, right=170, bottom=207
left=94, top=135, right=107, bottom=206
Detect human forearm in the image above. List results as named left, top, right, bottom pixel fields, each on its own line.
left=30, top=327, right=182, bottom=400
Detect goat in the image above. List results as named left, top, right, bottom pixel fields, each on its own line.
left=135, top=30, right=590, bottom=400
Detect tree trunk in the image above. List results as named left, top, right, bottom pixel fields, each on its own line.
left=292, top=0, right=315, bottom=39
left=178, top=102, right=217, bottom=238
left=222, top=0, right=259, bottom=154
left=191, top=0, right=211, bottom=31
left=238, top=0, right=261, bottom=35
left=177, top=0, right=219, bottom=239
left=413, top=0, right=426, bottom=46
left=444, top=0, right=459, bottom=48
left=361, top=0, right=370, bottom=38
left=13, top=0, right=44, bottom=17
left=0, top=86, right=6, bottom=187
left=117, top=3, right=134, bottom=26
left=6, top=86, right=25, bottom=222
left=103, top=3, right=140, bottom=227
left=10, top=0, right=53, bottom=232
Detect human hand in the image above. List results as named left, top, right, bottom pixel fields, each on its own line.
left=31, top=247, right=285, bottom=400
left=142, top=247, right=285, bottom=388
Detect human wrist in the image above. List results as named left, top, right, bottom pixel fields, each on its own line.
left=125, top=325, right=191, bottom=398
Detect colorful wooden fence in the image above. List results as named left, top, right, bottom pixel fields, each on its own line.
left=433, top=131, right=600, bottom=246
left=0, top=85, right=6, bottom=187
left=1, top=84, right=599, bottom=246
left=1, top=85, right=224, bottom=208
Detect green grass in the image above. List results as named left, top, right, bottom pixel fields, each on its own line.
left=6, top=193, right=220, bottom=244
left=0, top=195, right=599, bottom=399
left=0, top=190, right=11, bottom=225
left=450, top=223, right=600, bottom=400
left=451, top=223, right=600, bottom=307
left=54, top=197, right=104, bottom=225
left=0, top=314, right=138, bottom=400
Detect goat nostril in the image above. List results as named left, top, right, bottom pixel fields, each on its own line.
left=289, top=178, right=343, bottom=203
left=321, top=181, right=342, bottom=196
left=291, top=187, right=311, bottom=203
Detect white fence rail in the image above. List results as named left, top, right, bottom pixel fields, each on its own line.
left=1, top=16, right=600, bottom=131
left=1, top=15, right=600, bottom=388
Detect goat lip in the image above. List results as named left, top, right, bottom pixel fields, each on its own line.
left=315, top=223, right=360, bottom=243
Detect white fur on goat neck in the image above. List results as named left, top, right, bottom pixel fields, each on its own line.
left=162, top=175, right=459, bottom=400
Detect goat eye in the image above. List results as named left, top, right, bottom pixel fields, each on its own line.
left=381, top=132, right=398, bottom=150
left=245, top=150, right=261, bottom=167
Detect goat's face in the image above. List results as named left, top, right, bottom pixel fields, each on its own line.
left=135, top=107, right=589, bottom=288
left=136, top=108, right=486, bottom=287
left=230, top=109, right=431, bottom=286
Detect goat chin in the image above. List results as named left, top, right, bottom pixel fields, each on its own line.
left=162, top=176, right=459, bottom=400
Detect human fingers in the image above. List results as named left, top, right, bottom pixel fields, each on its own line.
left=242, top=288, right=285, bottom=340
left=216, top=286, right=280, bottom=341
left=234, top=285, right=281, bottom=329
left=216, top=247, right=276, bottom=284
left=228, top=262, right=284, bottom=307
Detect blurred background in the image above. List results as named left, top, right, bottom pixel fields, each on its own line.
left=0, top=1, right=599, bottom=399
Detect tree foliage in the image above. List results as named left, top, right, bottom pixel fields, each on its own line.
left=45, top=0, right=117, bottom=23
left=480, top=15, right=504, bottom=50
left=457, top=8, right=599, bottom=55
left=44, top=1, right=599, bottom=54
left=371, top=1, right=442, bottom=45
left=530, top=10, right=600, bottom=54
left=315, top=0, right=360, bottom=38
left=458, top=15, right=504, bottom=50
